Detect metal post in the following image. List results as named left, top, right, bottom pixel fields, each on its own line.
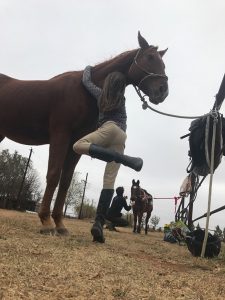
left=181, top=196, right=185, bottom=222
left=188, top=173, right=196, bottom=229
left=78, top=172, right=88, bottom=219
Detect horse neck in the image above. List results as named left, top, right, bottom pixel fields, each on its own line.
left=91, top=49, right=137, bottom=88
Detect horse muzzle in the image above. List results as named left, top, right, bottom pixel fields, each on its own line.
left=149, top=84, right=169, bottom=105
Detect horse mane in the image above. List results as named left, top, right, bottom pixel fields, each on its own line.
left=93, top=44, right=157, bottom=71
left=51, top=44, right=158, bottom=80
left=93, top=49, right=138, bottom=72
left=49, top=50, right=137, bottom=81
left=50, top=70, right=82, bottom=80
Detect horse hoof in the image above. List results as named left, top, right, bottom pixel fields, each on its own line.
left=91, top=221, right=105, bottom=243
left=55, top=227, right=70, bottom=236
left=92, top=236, right=105, bottom=243
left=40, top=227, right=56, bottom=235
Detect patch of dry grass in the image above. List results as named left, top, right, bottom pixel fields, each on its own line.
left=1, top=209, right=225, bottom=299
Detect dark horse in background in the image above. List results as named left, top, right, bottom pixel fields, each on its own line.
left=131, top=179, right=153, bottom=234
left=0, top=32, right=168, bottom=235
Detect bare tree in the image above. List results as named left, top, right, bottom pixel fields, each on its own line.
left=63, top=172, right=83, bottom=216
left=150, top=215, right=160, bottom=230
left=0, top=149, right=42, bottom=210
left=75, top=199, right=96, bottom=219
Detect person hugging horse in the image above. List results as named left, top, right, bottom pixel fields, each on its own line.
left=73, top=66, right=143, bottom=243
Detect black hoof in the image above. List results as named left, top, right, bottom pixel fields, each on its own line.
left=92, top=236, right=105, bottom=243
left=55, top=227, right=70, bottom=236
left=91, top=221, right=105, bottom=243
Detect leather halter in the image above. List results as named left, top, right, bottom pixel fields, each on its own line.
left=131, top=48, right=168, bottom=88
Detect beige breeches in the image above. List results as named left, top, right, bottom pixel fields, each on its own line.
left=73, top=121, right=127, bottom=189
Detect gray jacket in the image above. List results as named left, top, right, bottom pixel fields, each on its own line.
left=82, top=66, right=127, bottom=132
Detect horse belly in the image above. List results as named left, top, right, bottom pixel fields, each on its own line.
left=0, top=117, right=50, bottom=145
left=0, top=81, right=50, bottom=145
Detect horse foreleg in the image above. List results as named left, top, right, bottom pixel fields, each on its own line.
left=137, top=213, right=142, bottom=234
left=38, top=133, right=70, bottom=234
left=145, top=211, right=151, bottom=235
left=52, top=147, right=80, bottom=235
left=133, top=211, right=137, bottom=233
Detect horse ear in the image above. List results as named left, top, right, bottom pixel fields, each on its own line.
left=132, top=179, right=135, bottom=184
left=158, top=48, right=168, bottom=57
left=137, top=180, right=140, bottom=185
left=138, top=31, right=149, bottom=49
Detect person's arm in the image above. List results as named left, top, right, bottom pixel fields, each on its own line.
left=123, top=197, right=131, bottom=211
left=82, top=66, right=102, bottom=102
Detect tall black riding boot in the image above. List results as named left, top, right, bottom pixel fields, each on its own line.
left=91, top=189, right=114, bottom=243
left=89, top=144, right=143, bottom=172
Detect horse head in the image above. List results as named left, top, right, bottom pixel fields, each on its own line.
left=131, top=179, right=143, bottom=202
left=128, top=31, right=168, bottom=105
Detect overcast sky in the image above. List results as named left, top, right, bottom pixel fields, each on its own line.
left=0, top=0, right=225, bottom=230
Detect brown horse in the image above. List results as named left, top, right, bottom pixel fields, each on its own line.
left=130, top=179, right=153, bottom=234
left=0, top=32, right=168, bottom=235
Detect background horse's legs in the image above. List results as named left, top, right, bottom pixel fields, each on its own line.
left=145, top=211, right=151, bottom=235
left=38, top=133, right=70, bottom=234
left=133, top=211, right=137, bottom=233
left=137, top=212, right=142, bottom=234
left=52, top=147, right=80, bottom=235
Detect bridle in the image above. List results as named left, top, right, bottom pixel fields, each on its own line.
left=130, top=48, right=168, bottom=89
left=131, top=185, right=144, bottom=202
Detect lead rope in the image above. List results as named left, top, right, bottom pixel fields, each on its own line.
left=133, top=85, right=210, bottom=119
left=133, top=84, right=220, bottom=258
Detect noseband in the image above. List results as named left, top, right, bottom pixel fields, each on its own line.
left=131, top=48, right=168, bottom=88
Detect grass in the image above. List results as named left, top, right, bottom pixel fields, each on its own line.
left=1, top=209, right=225, bottom=299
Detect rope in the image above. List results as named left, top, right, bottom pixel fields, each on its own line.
left=133, top=85, right=211, bottom=120
left=133, top=84, right=221, bottom=254
left=201, top=115, right=217, bottom=258
left=154, top=197, right=181, bottom=214
left=153, top=197, right=180, bottom=199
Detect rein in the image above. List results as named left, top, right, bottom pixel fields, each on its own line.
left=133, top=85, right=211, bottom=120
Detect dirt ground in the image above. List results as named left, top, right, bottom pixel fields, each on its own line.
left=1, top=209, right=225, bottom=300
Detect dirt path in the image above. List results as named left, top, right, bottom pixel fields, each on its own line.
left=0, top=209, right=225, bottom=300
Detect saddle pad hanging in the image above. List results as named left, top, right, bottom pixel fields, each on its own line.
left=188, top=113, right=223, bottom=176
